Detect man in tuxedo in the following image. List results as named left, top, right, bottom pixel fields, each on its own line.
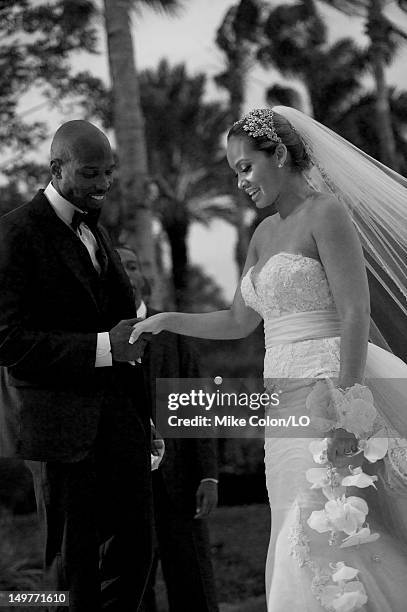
left=117, top=247, right=219, bottom=612
left=0, top=121, right=153, bottom=612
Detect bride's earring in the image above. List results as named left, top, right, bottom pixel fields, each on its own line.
left=278, top=163, right=283, bottom=168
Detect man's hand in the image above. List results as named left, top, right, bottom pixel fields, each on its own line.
left=109, top=318, right=151, bottom=362
left=194, top=481, right=218, bottom=519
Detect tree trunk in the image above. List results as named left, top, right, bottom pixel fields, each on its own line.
left=369, top=0, right=399, bottom=170
left=230, top=53, right=252, bottom=274
left=103, top=0, right=159, bottom=297
left=161, top=198, right=189, bottom=311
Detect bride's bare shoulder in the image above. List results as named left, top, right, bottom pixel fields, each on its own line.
left=250, top=214, right=278, bottom=250
left=308, top=192, right=345, bottom=211
left=307, top=192, right=350, bottom=222
left=253, top=214, right=279, bottom=237
left=307, top=193, right=355, bottom=242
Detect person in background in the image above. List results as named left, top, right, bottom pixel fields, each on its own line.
left=117, top=246, right=219, bottom=612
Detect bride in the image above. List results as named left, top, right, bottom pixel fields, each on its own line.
left=130, top=107, right=407, bottom=611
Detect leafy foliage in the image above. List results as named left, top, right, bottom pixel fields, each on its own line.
left=337, top=88, right=407, bottom=176
left=139, top=60, right=230, bottom=205
left=136, top=59, right=232, bottom=306
left=0, top=0, right=102, bottom=156
left=319, top=0, right=407, bottom=168
left=320, top=0, right=407, bottom=62
left=215, top=0, right=263, bottom=117
left=131, top=0, right=181, bottom=13
left=258, top=0, right=369, bottom=126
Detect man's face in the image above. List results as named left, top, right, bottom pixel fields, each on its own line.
left=117, top=248, right=146, bottom=307
left=51, top=140, right=115, bottom=212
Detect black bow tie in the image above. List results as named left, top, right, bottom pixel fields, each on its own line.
left=71, top=209, right=101, bottom=232
left=71, top=208, right=108, bottom=275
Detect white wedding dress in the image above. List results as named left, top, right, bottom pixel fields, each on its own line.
left=241, top=251, right=407, bottom=612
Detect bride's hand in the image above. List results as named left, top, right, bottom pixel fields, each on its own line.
left=327, top=428, right=363, bottom=468
left=129, top=313, right=167, bottom=344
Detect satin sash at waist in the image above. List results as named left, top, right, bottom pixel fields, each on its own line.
left=264, top=309, right=341, bottom=349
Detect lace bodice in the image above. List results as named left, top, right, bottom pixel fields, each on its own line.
left=241, top=252, right=340, bottom=378
left=241, top=252, right=335, bottom=318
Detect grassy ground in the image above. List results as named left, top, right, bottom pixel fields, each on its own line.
left=0, top=512, right=42, bottom=612
left=152, top=504, right=270, bottom=611
left=210, top=504, right=270, bottom=604
left=0, top=504, right=270, bottom=611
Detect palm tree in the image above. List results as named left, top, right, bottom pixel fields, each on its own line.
left=138, top=59, right=232, bottom=309
left=215, top=0, right=263, bottom=273
left=103, top=0, right=181, bottom=302
left=266, top=84, right=304, bottom=110
left=258, top=0, right=368, bottom=128
left=318, top=0, right=407, bottom=170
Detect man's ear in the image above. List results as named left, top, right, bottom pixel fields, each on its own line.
left=50, top=159, right=62, bottom=179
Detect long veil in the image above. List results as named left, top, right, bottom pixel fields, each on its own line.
left=273, top=106, right=407, bottom=541
left=273, top=106, right=407, bottom=328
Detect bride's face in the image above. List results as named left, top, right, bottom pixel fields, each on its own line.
left=227, top=136, right=281, bottom=208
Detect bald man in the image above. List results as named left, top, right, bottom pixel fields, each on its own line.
left=0, top=121, right=153, bottom=611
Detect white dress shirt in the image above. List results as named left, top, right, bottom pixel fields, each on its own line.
left=136, top=301, right=147, bottom=320
left=44, top=182, right=112, bottom=367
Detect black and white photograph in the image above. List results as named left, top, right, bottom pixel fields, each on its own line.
left=1, top=1, right=407, bottom=611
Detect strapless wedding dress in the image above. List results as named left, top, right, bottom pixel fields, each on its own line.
left=241, top=252, right=407, bottom=612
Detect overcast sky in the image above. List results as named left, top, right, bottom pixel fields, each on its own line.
left=10, top=0, right=407, bottom=300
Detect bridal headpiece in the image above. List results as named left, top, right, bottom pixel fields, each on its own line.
left=237, top=108, right=282, bottom=143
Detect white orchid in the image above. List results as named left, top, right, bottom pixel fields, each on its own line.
left=308, top=496, right=368, bottom=536
left=305, top=382, right=390, bottom=611
left=319, top=581, right=368, bottom=612
left=325, top=496, right=368, bottom=535
left=331, top=562, right=359, bottom=583
left=331, top=385, right=377, bottom=439
left=308, top=509, right=332, bottom=533
left=309, top=438, right=329, bottom=464
left=359, top=433, right=388, bottom=463
left=306, top=467, right=331, bottom=488
left=340, top=526, right=380, bottom=548
left=332, top=586, right=368, bottom=612
left=306, top=466, right=346, bottom=500
left=341, top=466, right=378, bottom=489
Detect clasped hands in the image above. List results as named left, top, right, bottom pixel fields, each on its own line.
left=109, top=314, right=166, bottom=362
left=129, top=313, right=166, bottom=345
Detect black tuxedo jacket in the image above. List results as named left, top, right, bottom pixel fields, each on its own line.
left=0, top=190, right=146, bottom=461
left=143, top=309, right=218, bottom=516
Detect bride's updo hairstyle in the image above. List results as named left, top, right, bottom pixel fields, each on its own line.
left=228, top=108, right=311, bottom=172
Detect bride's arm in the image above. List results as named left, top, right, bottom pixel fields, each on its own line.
left=130, top=229, right=263, bottom=343
left=311, top=196, right=371, bottom=389
left=312, top=197, right=371, bottom=465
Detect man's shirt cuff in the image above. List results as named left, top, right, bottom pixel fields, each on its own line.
left=95, top=332, right=112, bottom=367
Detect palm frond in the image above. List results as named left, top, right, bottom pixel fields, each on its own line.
left=132, top=0, right=182, bottom=16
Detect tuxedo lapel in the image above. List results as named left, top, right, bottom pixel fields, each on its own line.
left=97, top=228, right=136, bottom=314
left=30, top=192, right=102, bottom=312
